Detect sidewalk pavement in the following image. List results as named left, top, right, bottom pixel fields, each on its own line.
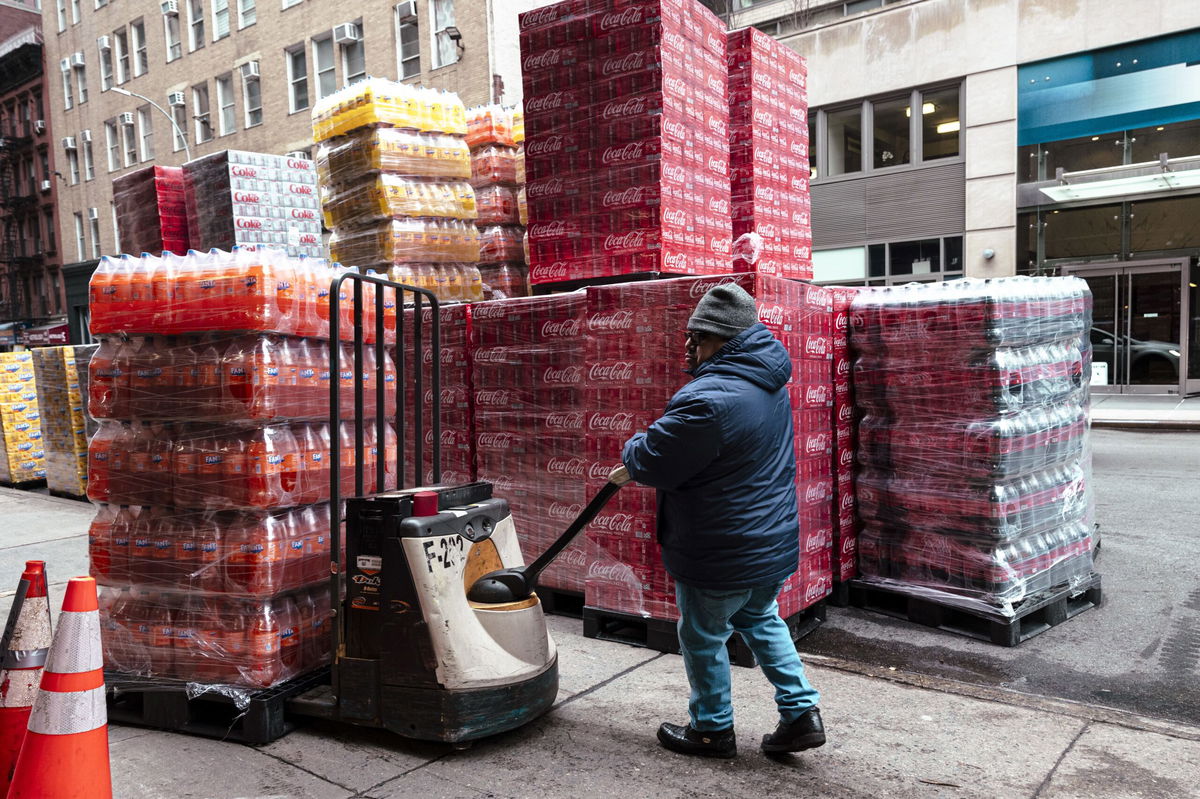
left=1090, top=393, right=1200, bottom=430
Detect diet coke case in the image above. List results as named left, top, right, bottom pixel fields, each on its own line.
left=848, top=277, right=1096, bottom=618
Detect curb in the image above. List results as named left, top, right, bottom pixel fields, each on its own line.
left=1091, top=419, right=1200, bottom=432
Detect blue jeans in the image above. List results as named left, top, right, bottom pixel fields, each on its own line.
left=675, top=580, right=820, bottom=732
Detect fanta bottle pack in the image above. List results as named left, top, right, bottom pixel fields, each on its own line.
left=311, top=78, right=468, bottom=143
left=329, top=219, right=481, bottom=266
left=317, top=128, right=472, bottom=185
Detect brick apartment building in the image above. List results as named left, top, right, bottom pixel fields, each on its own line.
left=45, top=0, right=551, bottom=341
left=1, top=0, right=66, bottom=348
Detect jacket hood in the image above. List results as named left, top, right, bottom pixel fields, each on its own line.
left=691, top=323, right=792, bottom=391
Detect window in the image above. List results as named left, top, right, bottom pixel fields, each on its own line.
left=137, top=106, right=154, bottom=161
left=43, top=208, right=55, bottom=253
left=808, top=117, right=817, bottom=179
left=193, top=84, right=212, bottom=142
left=237, top=0, right=255, bottom=28
left=243, top=72, right=262, bottom=127
left=172, top=103, right=188, bottom=151
left=814, top=236, right=965, bottom=285
left=71, top=0, right=80, bottom=24
left=32, top=217, right=42, bottom=255
left=99, top=43, right=113, bottom=91
left=89, top=211, right=102, bottom=258
left=212, top=0, right=230, bottom=39
left=61, top=63, right=73, bottom=110
left=216, top=74, right=234, bottom=135
left=922, top=86, right=960, bottom=161
left=111, top=204, right=119, bottom=254
left=287, top=47, right=309, bottom=113
left=872, top=96, right=909, bottom=169
left=131, top=21, right=148, bottom=76
left=122, top=117, right=138, bottom=166
left=56, top=0, right=66, bottom=32
left=313, top=37, right=335, bottom=99
left=75, top=64, right=89, bottom=105
left=1043, top=204, right=1121, bottom=261
left=341, top=32, right=365, bottom=87
left=66, top=148, right=80, bottom=184
left=39, top=151, right=49, bottom=184
left=165, top=14, right=182, bottom=61
left=105, top=120, right=119, bottom=170
left=83, top=137, right=95, bottom=180
left=282, top=0, right=301, bottom=10
left=396, top=6, right=419, bottom=79
left=188, top=0, right=205, bottom=50
left=114, top=30, right=130, bottom=84
left=825, top=106, right=861, bottom=176
left=430, top=0, right=457, bottom=68
left=73, top=213, right=85, bottom=261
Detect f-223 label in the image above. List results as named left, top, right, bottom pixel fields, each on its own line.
left=423, top=536, right=466, bottom=573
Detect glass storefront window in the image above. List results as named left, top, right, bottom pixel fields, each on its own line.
left=1016, top=212, right=1038, bottom=273
left=1042, top=204, right=1121, bottom=260
left=943, top=236, right=963, bottom=272
left=868, top=243, right=885, bottom=277
left=888, top=238, right=940, bottom=274
left=826, top=106, right=862, bottom=176
left=922, top=87, right=959, bottom=160
left=808, top=117, right=818, bottom=179
left=1018, top=144, right=1041, bottom=183
left=873, top=97, right=910, bottom=169
left=1043, top=132, right=1125, bottom=176
left=1129, top=194, right=1200, bottom=254
left=1129, top=119, right=1200, bottom=163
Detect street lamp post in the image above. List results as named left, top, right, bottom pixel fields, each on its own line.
left=111, top=86, right=192, bottom=162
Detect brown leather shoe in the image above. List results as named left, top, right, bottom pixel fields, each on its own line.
left=657, top=722, right=737, bottom=759
left=761, top=707, right=825, bottom=753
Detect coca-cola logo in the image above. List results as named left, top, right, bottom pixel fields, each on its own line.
left=840, top=492, right=855, bottom=513
left=803, top=580, right=826, bottom=604
left=752, top=70, right=773, bottom=91
left=542, top=364, right=582, bottom=384
left=470, top=302, right=508, bottom=321
left=791, top=176, right=808, bottom=192
left=664, top=76, right=686, bottom=97
left=706, top=75, right=723, bottom=95
left=759, top=304, right=785, bottom=327
left=662, top=31, right=685, bottom=53
left=588, top=561, right=635, bottom=580
left=233, top=192, right=260, bottom=203
left=805, top=433, right=831, bottom=455
left=707, top=156, right=726, bottom=175
left=838, top=446, right=854, bottom=468
left=529, top=220, right=568, bottom=238
left=286, top=158, right=311, bottom=170
left=793, top=243, right=812, bottom=259
left=598, top=6, right=644, bottom=32
left=589, top=362, right=635, bottom=382
left=602, top=186, right=645, bottom=208
left=757, top=186, right=776, bottom=204
left=663, top=251, right=689, bottom=271
left=587, top=461, right=613, bottom=481
left=790, top=140, right=807, bottom=157
left=523, top=49, right=564, bottom=71
left=532, top=261, right=570, bottom=281
left=526, top=93, right=568, bottom=115
left=753, top=108, right=775, bottom=128
left=709, top=235, right=732, bottom=255
left=541, top=318, right=581, bottom=338
left=521, top=4, right=559, bottom=29
left=840, top=535, right=856, bottom=556
left=601, top=142, right=646, bottom=166
left=602, top=51, right=647, bottom=76
left=588, top=309, right=635, bottom=332
left=475, top=389, right=512, bottom=406
left=549, top=501, right=584, bottom=521
left=231, top=166, right=257, bottom=177
left=288, top=183, right=313, bottom=195
left=545, top=411, right=584, bottom=430
left=706, top=32, right=723, bottom=53
left=528, top=177, right=563, bottom=199
left=836, top=358, right=850, bottom=377
left=603, top=231, right=646, bottom=252
left=805, top=385, right=829, bottom=403
left=546, top=457, right=585, bottom=477
left=805, top=483, right=826, bottom=503
left=789, top=70, right=806, bottom=87
left=602, top=96, right=648, bottom=121
left=299, top=234, right=318, bottom=244
left=526, top=135, right=565, bottom=157
left=589, top=412, right=635, bottom=433
left=236, top=218, right=263, bottom=229
left=707, top=115, right=726, bottom=137
left=291, top=209, right=315, bottom=219
left=805, top=337, right=829, bottom=356
left=708, top=196, right=730, bottom=216
left=754, top=148, right=774, bottom=165
left=838, top=404, right=853, bottom=424
left=688, top=276, right=737, bottom=298
left=662, top=209, right=687, bottom=227
left=473, top=348, right=509, bottom=364
left=759, top=222, right=778, bottom=239
left=663, top=119, right=686, bottom=140
left=663, top=164, right=686, bottom=184
left=592, top=513, right=635, bottom=533
left=792, top=210, right=810, bottom=225
left=478, top=432, right=515, bottom=449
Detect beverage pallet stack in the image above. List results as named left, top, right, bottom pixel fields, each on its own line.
left=32, top=344, right=97, bottom=499
left=828, top=287, right=861, bottom=602
left=113, top=165, right=190, bottom=257
left=468, top=105, right=531, bottom=299
left=0, top=352, right=45, bottom=487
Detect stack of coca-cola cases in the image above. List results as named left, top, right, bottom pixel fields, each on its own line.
left=830, top=287, right=860, bottom=584
left=468, top=107, right=531, bottom=299
left=82, top=249, right=405, bottom=691
left=849, top=277, right=1096, bottom=616
left=112, top=165, right=190, bottom=257
left=519, top=0, right=735, bottom=285
left=467, top=274, right=833, bottom=620
left=726, top=26, right=813, bottom=279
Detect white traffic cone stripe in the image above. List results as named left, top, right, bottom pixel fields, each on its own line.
left=27, top=686, right=106, bottom=736
left=6, top=596, right=50, bottom=653
left=0, top=670, right=40, bottom=708
left=43, top=611, right=102, bottom=675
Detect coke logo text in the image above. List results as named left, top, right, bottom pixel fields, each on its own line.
left=299, top=234, right=318, bottom=244
left=688, top=277, right=737, bottom=298
left=288, top=184, right=313, bottom=195
left=233, top=192, right=260, bottom=203
left=663, top=119, right=686, bottom=140
left=706, top=33, right=723, bottom=53
left=526, top=92, right=568, bottom=115
left=527, top=177, right=564, bottom=199
left=792, top=210, right=810, bottom=224
left=231, top=166, right=257, bottom=177
left=838, top=404, right=854, bottom=424
left=791, top=176, right=808, bottom=192
left=471, top=302, right=508, bottom=320
left=587, top=461, right=614, bottom=481
left=602, top=96, right=648, bottom=121
left=521, top=5, right=559, bottom=28
left=804, top=337, right=829, bottom=356
left=662, top=251, right=689, bottom=271
left=477, top=432, right=515, bottom=449
left=709, top=235, right=732, bottom=255
left=602, top=142, right=646, bottom=166
left=588, top=362, right=635, bottom=382
left=587, top=309, right=635, bottom=332
left=526, top=135, right=565, bottom=157
left=591, top=514, right=634, bottom=534
left=546, top=457, right=585, bottom=478
left=589, top=412, right=635, bottom=432
left=602, top=186, right=646, bottom=208
left=472, top=348, right=509, bottom=364
left=706, top=75, right=724, bottom=95
left=545, top=411, right=584, bottom=430
left=549, top=501, right=584, bottom=521
left=839, top=447, right=854, bottom=467
left=805, top=484, right=826, bottom=504
left=662, top=209, right=687, bottom=227
left=707, top=156, right=726, bottom=174
left=598, top=6, right=644, bottom=31
left=753, top=109, right=775, bottom=129
left=805, top=433, right=831, bottom=455
left=806, top=385, right=829, bottom=403
left=291, top=209, right=315, bottom=219
left=476, top=389, right=513, bottom=406
left=759, top=304, right=785, bottom=327
left=530, top=220, right=568, bottom=238
left=664, top=76, right=687, bottom=97
left=541, top=318, right=581, bottom=338
left=524, top=49, right=564, bottom=71
left=542, top=364, right=582, bottom=384
left=708, top=196, right=730, bottom=215
left=235, top=218, right=263, bottom=229
left=603, top=231, right=646, bottom=251
left=533, top=261, right=570, bottom=280
left=286, top=158, right=311, bottom=170
left=602, top=52, right=647, bottom=76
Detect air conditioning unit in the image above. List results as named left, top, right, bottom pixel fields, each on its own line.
left=161, top=0, right=179, bottom=14
left=71, top=52, right=86, bottom=67
left=62, top=136, right=77, bottom=150
left=59, top=58, right=70, bottom=71
left=286, top=151, right=309, bottom=159
left=396, top=0, right=416, bottom=21
left=81, top=129, right=93, bottom=143
left=88, top=208, right=100, bottom=220
left=119, top=112, right=135, bottom=125
left=33, top=120, right=45, bottom=134
left=168, top=91, right=186, bottom=106
left=333, top=23, right=361, bottom=43
left=97, top=35, right=111, bottom=51
left=40, top=180, right=51, bottom=192
left=240, top=61, right=260, bottom=79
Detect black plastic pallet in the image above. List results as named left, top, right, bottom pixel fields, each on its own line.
left=536, top=587, right=585, bottom=618
left=827, top=580, right=851, bottom=608
left=105, top=668, right=330, bottom=744
left=846, top=573, right=1103, bottom=647
left=48, top=489, right=88, bottom=502
left=0, top=479, right=45, bottom=491
left=531, top=271, right=690, bottom=295
left=582, top=602, right=825, bottom=668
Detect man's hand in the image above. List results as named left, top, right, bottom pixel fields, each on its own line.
left=608, top=464, right=632, bottom=486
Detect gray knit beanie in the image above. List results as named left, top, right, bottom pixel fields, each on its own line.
left=687, top=284, right=758, bottom=338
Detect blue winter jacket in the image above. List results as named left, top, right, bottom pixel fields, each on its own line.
left=621, top=323, right=800, bottom=590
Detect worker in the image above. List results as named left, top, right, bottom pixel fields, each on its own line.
left=610, top=283, right=825, bottom=759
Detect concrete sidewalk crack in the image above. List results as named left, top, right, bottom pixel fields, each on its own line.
left=253, top=747, right=358, bottom=794
left=552, top=652, right=667, bottom=712
left=1031, top=720, right=1090, bottom=798
left=0, top=532, right=87, bottom=552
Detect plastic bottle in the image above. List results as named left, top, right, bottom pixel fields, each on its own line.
left=108, top=337, right=138, bottom=420
left=88, top=504, right=116, bottom=584
left=295, top=590, right=316, bottom=671
left=109, top=505, right=135, bottom=585
left=89, top=255, right=119, bottom=333
left=245, top=600, right=281, bottom=688
left=146, top=595, right=175, bottom=678
left=87, top=337, right=120, bottom=419
left=129, top=252, right=160, bottom=333
left=87, top=420, right=119, bottom=503
left=279, top=596, right=302, bottom=678
left=105, top=422, right=137, bottom=505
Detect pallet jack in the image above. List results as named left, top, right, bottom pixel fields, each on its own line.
left=289, top=273, right=620, bottom=743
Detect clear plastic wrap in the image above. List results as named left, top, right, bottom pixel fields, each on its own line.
left=321, top=175, right=477, bottom=228
left=479, top=264, right=530, bottom=300
left=474, top=185, right=521, bottom=226
left=311, top=78, right=468, bottom=143
left=182, top=150, right=323, bottom=258
left=726, top=27, right=812, bottom=279
left=829, top=287, right=860, bottom=582
left=470, top=145, right=521, bottom=188
left=580, top=274, right=834, bottom=621
left=479, top=225, right=526, bottom=264
left=512, top=107, right=525, bottom=144
left=316, top=128, right=471, bottom=186
left=519, top=0, right=733, bottom=284
left=386, top=263, right=484, bottom=302
left=0, top=352, right=44, bottom=485
left=848, top=277, right=1095, bottom=617
left=466, top=105, right=517, bottom=150
left=32, top=345, right=96, bottom=497
left=329, top=219, right=481, bottom=266
left=112, top=165, right=190, bottom=257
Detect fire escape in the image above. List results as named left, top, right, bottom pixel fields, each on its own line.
left=0, top=130, right=36, bottom=324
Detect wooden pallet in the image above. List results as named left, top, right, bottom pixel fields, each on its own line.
left=105, top=668, right=329, bottom=745
left=536, top=587, right=584, bottom=618
left=582, top=602, right=825, bottom=668
left=846, top=573, right=1103, bottom=647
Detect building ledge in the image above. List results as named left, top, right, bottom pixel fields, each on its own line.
left=1017, top=154, right=1200, bottom=209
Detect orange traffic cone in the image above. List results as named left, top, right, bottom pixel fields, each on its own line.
left=0, top=562, right=51, bottom=793
left=6, top=576, right=111, bottom=799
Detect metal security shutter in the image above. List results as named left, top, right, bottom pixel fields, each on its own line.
left=812, top=162, right=965, bottom=248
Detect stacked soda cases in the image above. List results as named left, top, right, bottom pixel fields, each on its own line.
left=314, top=78, right=483, bottom=303
left=182, top=151, right=323, bottom=258
left=467, top=105, right=530, bottom=299
left=84, top=249, right=394, bottom=689
left=470, top=294, right=587, bottom=591
left=583, top=274, right=833, bottom=621
left=32, top=344, right=97, bottom=498
left=850, top=277, right=1095, bottom=616
left=519, top=0, right=733, bottom=285
left=112, top=166, right=190, bottom=256
left=0, top=352, right=45, bottom=485
left=829, top=287, right=861, bottom=583
left=726, top=27, right=812, bottom=279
